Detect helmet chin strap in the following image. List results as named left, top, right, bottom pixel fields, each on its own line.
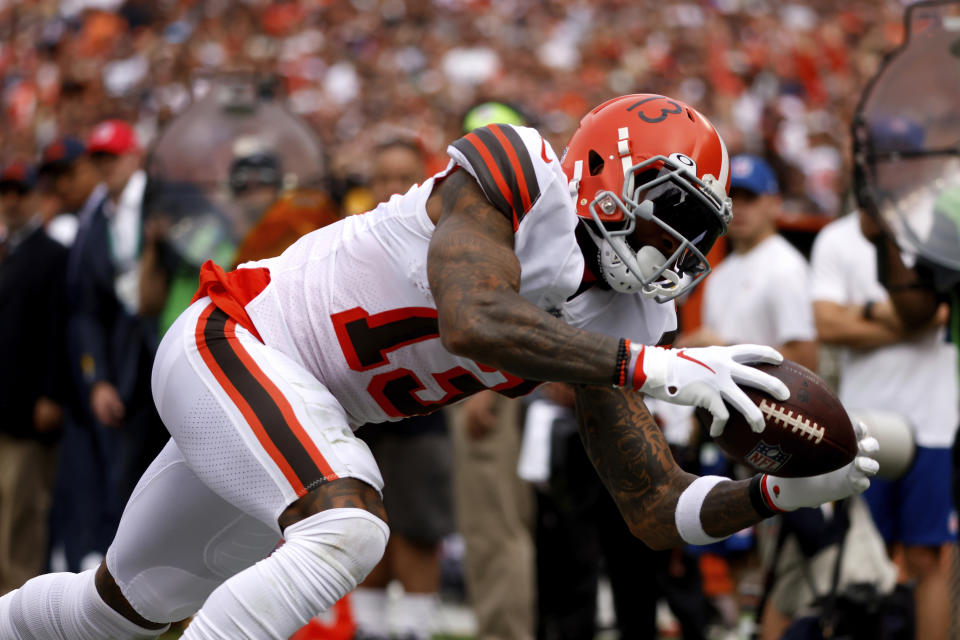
left=595, top=233, right=681, bottom=298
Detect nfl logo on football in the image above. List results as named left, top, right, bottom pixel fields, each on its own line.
left=746, top=441, right=791, bottom=473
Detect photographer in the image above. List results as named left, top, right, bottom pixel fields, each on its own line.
left=848, top=4, right=960, bottom=640
left=758, top=499, right=904, bottom=640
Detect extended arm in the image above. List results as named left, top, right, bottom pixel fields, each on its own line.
left=860, top=212, right=941, bottom=328
left=573, top=384, right=763, bottom=549
left=574, top=384, right=880, bottom=549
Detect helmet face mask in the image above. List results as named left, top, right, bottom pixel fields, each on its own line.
left=582, top=155, right=729, bottom=300
left=563, top=94, right=732, bottom=302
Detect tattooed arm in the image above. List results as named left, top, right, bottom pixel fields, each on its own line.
left=426, top=169, right=620, bottom=384
left=574, top=384, right=766, bottom=549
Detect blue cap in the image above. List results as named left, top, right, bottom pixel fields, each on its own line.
left=39, top=136, right=86, bottom=173
left=162, top=20, right=193, bottom=45
left=870, top=116, right=925, bottom=152
left=730, top=154, right=778, bottom=196
left=0, top=160, right=36, bottom=189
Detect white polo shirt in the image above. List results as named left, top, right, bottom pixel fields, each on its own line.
left=702, top=233, right=816, bottom=347
left=810, top=213, right=958, bottom=448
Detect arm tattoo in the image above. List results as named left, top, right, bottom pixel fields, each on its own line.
left=574, top=385, right=767, bottom=548
left=427, top=172, right=619, bottom=385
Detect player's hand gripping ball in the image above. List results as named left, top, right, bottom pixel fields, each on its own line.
left=695, top=360, right=858, bottom=477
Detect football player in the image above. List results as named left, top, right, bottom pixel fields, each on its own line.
left=0, top=94, right=880, bottom=640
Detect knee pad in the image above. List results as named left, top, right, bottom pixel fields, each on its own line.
left=181, top=509, right=388, bottom=639
left=282, top=507, right=390, bottom=590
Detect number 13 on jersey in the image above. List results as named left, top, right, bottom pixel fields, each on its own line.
left=331, top=306, right=538, bottom=417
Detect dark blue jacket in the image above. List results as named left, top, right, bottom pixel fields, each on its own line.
left=66, top=186, right=155, bottom=411
left=0, top=222, right=69, bottom=439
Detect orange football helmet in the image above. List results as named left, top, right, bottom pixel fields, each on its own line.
left=561, top=94, right=732, bottom=301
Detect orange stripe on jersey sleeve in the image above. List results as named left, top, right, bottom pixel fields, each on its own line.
left=463, top=131, right=520, bottom=229
left=489, top=124, right=533, bottom=213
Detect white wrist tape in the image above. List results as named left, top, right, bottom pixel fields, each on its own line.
left=675, top=475, right=730, bottom=546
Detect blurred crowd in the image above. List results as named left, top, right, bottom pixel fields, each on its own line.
left=0, top=0, right=913, bottom=217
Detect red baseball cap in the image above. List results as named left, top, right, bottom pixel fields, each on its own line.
left=86, top=119, right=139, bottom=155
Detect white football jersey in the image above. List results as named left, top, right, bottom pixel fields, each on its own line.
left=231, top=124, right=675, bottom=427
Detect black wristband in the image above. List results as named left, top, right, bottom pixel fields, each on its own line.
left=862, top=300, right=875, bottom=321
left=749, top=475, right=778, bottom=518
left=613, top=338, right=628, bottom=386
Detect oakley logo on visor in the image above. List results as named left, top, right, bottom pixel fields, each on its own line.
left=669, top=153, right=697, bottom=177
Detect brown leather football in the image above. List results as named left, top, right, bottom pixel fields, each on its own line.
left=695, top=360, right=858, bottom=477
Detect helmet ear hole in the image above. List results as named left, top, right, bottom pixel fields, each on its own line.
left=588, top=149, right=605, bottom=176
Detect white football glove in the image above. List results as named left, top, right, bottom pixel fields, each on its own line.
left=758, top=421, right=880, bottom=512
left=628, top=344, right=789, bottom=437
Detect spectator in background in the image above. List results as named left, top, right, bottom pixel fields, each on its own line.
left=86, top=116, right=169, bottom=519
left=231, top=186, right=341, bottom=265
left=449, top=387, right=535, bottom=640
left=227, top=138, right=285, bottom=240
left=42, top=177, right=80, bottom=250
left=757, top=493, right=900, bottom=640
left=448, top=101, right=537, bottom=640
left=367, top=139, right=428, bottom=203
left=49, top=132, right=165, bottom=571
left=811, top=209, right=958, bottom=640
left=0, top=160, right=68, bottom=594
left=39, top=136, right=115, bottom=571
left=139, top=135, right=291, bottom=337
left=678, top=154, right=818, bottom=371
left=88, top=120, right=145, bottom=203
left=87, top=119, right=149, bottom=325
left=526, top=383, right=712, bottom=640
left=35, top=138, right=95, bottom=254
left=137, top=178, right=228, bottom=337
left=351, top=138, right=455, bottom=640
left=138, top=171, right=248, bottom=336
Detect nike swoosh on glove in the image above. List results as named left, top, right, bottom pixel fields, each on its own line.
left=627, top=343, right=789, bottom=437
left=758, top=421, right=880, bottom=512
